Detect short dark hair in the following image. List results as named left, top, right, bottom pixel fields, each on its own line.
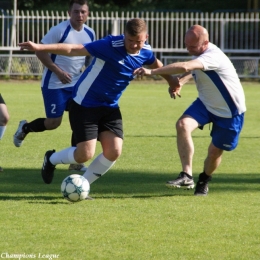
left=69, top=0, right=88, bottom=10
left=125, top=18, right=147, bottom=36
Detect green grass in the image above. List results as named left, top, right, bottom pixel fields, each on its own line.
left=0, top=80, right=260, bottom=259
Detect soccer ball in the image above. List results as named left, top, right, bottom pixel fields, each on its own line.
left=61, top=174, right=90, bottom=203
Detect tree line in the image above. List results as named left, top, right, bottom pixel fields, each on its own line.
left=3, top=0, right=249, bottom=13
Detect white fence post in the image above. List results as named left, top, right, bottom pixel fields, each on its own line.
left=8, top=0, right=17, bottom=75
left=0, top=10, right=259, bottom=78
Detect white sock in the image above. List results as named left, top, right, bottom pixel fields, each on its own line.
left=0, top=126, right=6, bottom=140
left=50, top=147, right=77, bottom=165
left=83, top=153, right=115, bottom=184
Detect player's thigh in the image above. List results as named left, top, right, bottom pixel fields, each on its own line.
left=0, top=94, right=9, bottom=125
left=0, top=103, right=9, bottom=125
left=41, top=87, right=72, bottom=118
left=98, top=107, right=123, bottom=160
left=69, top=100, right=100, bottom=144
left=181, top=98, right=211, bottom=130
left=99, top=107, right=124, bottom=140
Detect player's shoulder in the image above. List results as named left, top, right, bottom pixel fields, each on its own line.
left=48, top=20, right=70, bottom=33
left=142, top=42, right=152, bottom=51
left=82, top=24, right=96, bottom=41
left=197, top=43, right=221, bottom=60
left=83, top=24, right=95, bottom=34
left=205, top=42, right=222, bottom=54
left=96, top=34, right=124, bottom=48
left=109, top=34, right=124, bottom=47
left=41, top=20, right=70, bottom=43
left=55, top=20, right=70, bottom=29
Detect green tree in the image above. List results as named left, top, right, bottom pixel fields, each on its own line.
left=13, top=0, right=248, bottom=12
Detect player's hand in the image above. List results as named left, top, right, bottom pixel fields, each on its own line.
left=133, top=67, right=152, bottom=78
left=168, top=87, right=181, bottom=99
left=58, top=71, right=72, bottom=84
left=168, top=77, right=182, bottom=99
left=18, top=41, right=39, bottom=51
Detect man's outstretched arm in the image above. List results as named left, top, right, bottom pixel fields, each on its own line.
left=19, top=41, right=90, bottom=57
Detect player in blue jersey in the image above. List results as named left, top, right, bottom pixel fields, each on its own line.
left=18, top=18, right=178, bottom=191
left=13, top=0, right=95, bottom=172
left=0, top=94, right=10, bottom=172
left=134, top=25, right=246, bottom=196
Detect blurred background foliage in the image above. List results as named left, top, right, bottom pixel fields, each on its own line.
left=1, top=0, right=255, bottom=12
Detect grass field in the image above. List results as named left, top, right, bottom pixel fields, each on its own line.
left=0, top=80, right=260, bottom=259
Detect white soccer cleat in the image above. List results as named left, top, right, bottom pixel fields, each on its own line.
left=13, top=120, right=28, bottom=147
left=68, top=163, right=88, bottom=172
left=166, top=172, right=195, bottom=189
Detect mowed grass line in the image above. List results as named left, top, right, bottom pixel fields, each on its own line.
left=0, top=80, right=259, bottom=259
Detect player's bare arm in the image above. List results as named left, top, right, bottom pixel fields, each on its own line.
left=150, top=59, right=182, bottom=98
left=148, top=58, right=173, bottom=80
left=19, top=41, right=90, bottom=57
left=36, top=50, right=72, bottom=84
left=134, top=59, right=181, bottom=99
left=134, top=59, right=204, bottom=76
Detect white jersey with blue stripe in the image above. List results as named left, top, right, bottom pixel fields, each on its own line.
left=192, top=43, right=246, bottom=118
left=41, top=20, right=95, bottom=89
left=73, top=34, right=156, bottom=108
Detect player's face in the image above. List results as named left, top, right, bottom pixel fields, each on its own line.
left=124, top=32, right=148, bottom=54
left=68, top=3, right=89, bottom=31
left=185, top=35, right=208, bottom=56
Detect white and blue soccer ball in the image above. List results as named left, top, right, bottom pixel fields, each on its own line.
left=61, top=174, right=90, bottom=203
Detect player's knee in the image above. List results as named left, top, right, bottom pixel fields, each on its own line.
left=45, top=118, right=62, bottom=130
left=176, top=118, right=188, bottom=132
left=51, top=121, right=61, bottom=129
left=74, top=150, right=94, bottom=163
left=0, top=114, right=10, bottom=125
left=208, top=147, right=223, bottom=160
left=103, top=149, right=121, bottom=161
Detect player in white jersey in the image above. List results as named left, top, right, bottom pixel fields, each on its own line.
left=134, top=25, right=246, bottom=196
left=0, top=94, right=10, bottom=172
left=18, top=18, right=178, bottom=193
left=13, top=0, right=95, bottom=172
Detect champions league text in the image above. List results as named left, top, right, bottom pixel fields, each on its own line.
left=1, top=253, right=60, bottom=260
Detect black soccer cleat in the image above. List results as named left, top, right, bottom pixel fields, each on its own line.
left=194, top=172, right=212, bottom=196
left=41, top=150, right=56, bottom=184
left=166, top=171, right=195, bottom=189
left=194, top=180, right=209, bottom=196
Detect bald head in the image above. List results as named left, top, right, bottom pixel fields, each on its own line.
left=185, top=25, right=209, bottom=56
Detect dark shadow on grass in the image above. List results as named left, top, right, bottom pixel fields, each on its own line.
left=0, top=168, right=259, bottom=202
left=0, top=195, right=67, bottom=204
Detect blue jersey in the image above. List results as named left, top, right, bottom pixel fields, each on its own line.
left=73, top=34, right=156, bottom=108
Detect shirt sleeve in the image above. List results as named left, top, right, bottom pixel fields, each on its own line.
left=196, top=52, right=220, bottom=71
left=83, top=37, right=110, bottom=61
left=143, top=52, right=156, bottom=65
left=41, top=25, right=62, bottom=44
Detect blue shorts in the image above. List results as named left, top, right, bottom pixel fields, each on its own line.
left=184, top=98, right=244, bottom=151
left=41, top=87, right=73, bottom=118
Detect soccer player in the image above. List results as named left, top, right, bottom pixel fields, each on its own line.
left=134, top=24, right=246, bottom=196
left=18, top=18, right=178, bottom=190
left=13, top=0, right=95, bottom=172
left=0, top=94, right=10, bottom=172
